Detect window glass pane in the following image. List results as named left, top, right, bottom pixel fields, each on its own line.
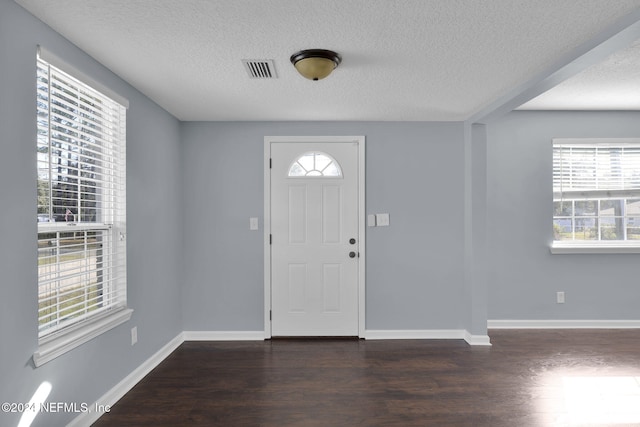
left=289, top=163, right=305, bottom=177
left=553, top=201, right=572, bottom=217
left=574, top=201, right=596, bottom=216
left=288, top=152, right=343, bottom=178
left=297, top=153, right=314, bottom=171
left=315, top=154, right=332, bottom=171
left=575, top=217, right=597, bottom=240
left=553, top=219, right=572, bottom=240
left=322, top=162, right=341, bottom=177
left=626, top=199, right=640, bottom=216
left=600, top=199, right=623, bottom=216
left=600, top=217, right=623, bottom=240
left=38, top=230, right=105, bottom=333
left=627, top=218, right=640, bottom=240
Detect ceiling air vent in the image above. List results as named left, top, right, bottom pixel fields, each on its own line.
left=242, top=59, right=277, bottom=79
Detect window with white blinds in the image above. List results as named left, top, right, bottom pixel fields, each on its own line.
left=552, top=139, right=640, bottom=249
left=36, top=54, right=127, bottom=341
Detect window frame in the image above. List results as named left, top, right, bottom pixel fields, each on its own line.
left=551, top=138, right=640, bottom=254
left=34, top=48, right=131, bottom=367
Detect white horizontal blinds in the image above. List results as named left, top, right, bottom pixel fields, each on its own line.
left=553, top=141, right=640, bottom=201
left=37, top=55, right=127, bottom=338
left=37, top=58, right=125, bottom=224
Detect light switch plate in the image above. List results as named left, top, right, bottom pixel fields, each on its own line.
left=249, top=217, right=259, bottom=230
left=367, top=214, right=376, bottom=227
left=376, top=213, right=390, bottom=226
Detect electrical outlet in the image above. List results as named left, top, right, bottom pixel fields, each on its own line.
left=557, top=291, right=565, bottom=304
left=131, top=326, right=138, bottom=345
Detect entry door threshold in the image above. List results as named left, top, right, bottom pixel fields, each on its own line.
left=270, top=336, right=360, bottom=341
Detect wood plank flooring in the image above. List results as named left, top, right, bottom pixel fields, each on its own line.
left=92, top=330, right=640, bottom=426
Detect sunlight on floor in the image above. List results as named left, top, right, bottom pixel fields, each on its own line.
left=560, top=376, right=640, bottom=425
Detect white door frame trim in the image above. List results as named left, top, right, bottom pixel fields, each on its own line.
left=264, top=136, right=366, bottom=338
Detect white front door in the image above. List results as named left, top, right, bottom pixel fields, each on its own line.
left=269, top=141, right=360, bottom=336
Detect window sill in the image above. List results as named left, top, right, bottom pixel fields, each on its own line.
left=551, top=243, right=640, bottom=254
left=33, top=308, right=133, bottom=367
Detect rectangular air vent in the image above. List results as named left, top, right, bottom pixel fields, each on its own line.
left=242, top=59, right=277, bottom=79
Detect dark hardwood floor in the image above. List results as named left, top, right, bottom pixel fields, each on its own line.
left=92, top=330, right=640, bottom=426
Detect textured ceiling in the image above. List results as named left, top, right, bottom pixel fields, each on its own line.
left=15, top=0, right=640, bottom=121
left=519, top=37, right=640, bottom=110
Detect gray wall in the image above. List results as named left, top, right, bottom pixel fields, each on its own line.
left=180, top=122, right=468, bottom=331
left=0, top=2, right=183, bottom=426
left=486, top=111, right=640, bottom=320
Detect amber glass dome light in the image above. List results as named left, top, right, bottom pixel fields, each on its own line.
left=290, top=49, right=342, bottom=81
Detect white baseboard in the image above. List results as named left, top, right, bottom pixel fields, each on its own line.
left=364, top=329, right=465, bottom=340
left=67, top=333, right=184, bottom=427
left=183, top=330, right=265, bottom=341
left=488, top=319, right=640, bottom=329
left=365, top=329, right=491, bottom=346
left=464, top=331, right=492, bottom=346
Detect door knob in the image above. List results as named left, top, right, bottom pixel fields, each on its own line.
left=349, top=251, right=356, bottom=258
left=349, top=238, right=356, bottom=244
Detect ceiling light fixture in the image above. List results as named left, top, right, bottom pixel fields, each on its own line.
left=290, top=49, right=342, bottom=81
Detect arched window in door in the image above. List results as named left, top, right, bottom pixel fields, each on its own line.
left=288, top=152, right=343, bottom=177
